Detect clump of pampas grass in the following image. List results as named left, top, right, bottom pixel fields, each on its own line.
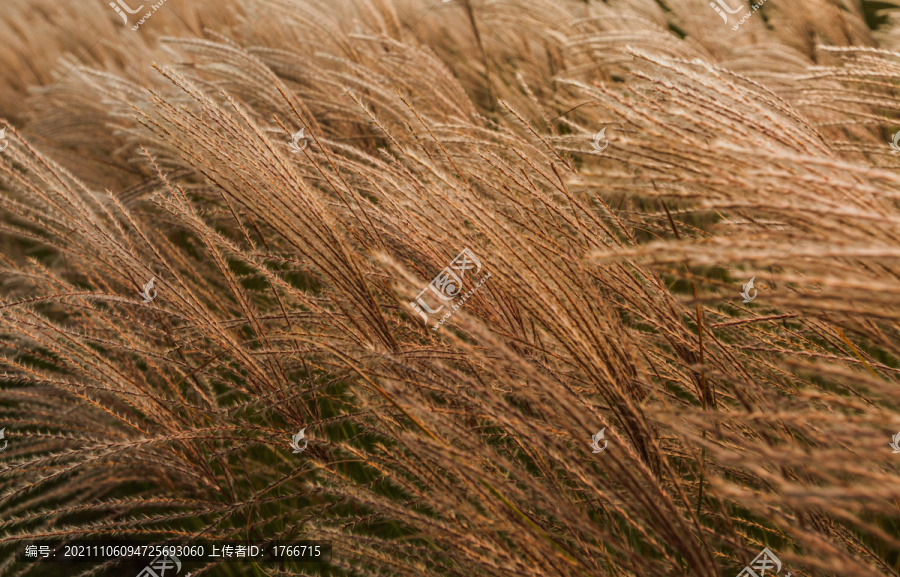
left=1, top=0, right=900, bottom=576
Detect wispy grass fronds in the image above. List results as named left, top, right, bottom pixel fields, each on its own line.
left=1, top=0, right=900, bottom=576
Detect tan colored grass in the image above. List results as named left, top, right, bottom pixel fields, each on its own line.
left=1, top=0, right=900, bottom=576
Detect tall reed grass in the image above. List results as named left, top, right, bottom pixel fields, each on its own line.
left=1, top=0, right=900, bottom=575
